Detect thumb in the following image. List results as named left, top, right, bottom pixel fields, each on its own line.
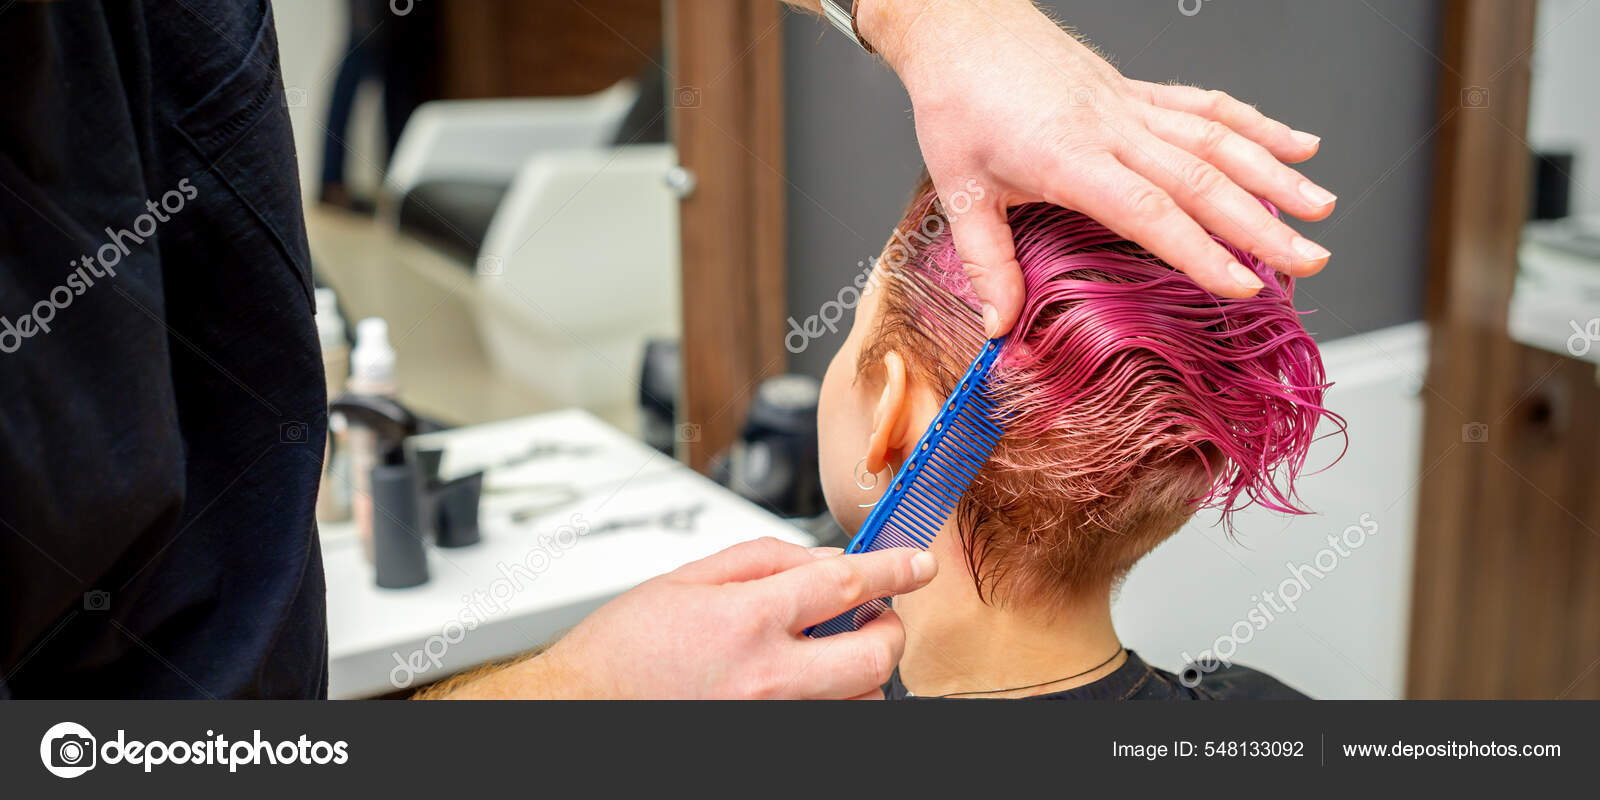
left=948, top=202, right=1025, bottom=338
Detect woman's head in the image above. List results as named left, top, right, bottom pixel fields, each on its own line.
left=817, top=176, right=1342, bottom=610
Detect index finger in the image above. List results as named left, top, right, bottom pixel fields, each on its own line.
left=1053, top=152, right=1265, bottom=297
left=758, top=547, right=938, bottom=632
left=669, top=536, right=816, bottom=584
left=948, top=202, right=1026, bottom=337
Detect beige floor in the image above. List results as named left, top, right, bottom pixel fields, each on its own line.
left=305, top=205, right=549, bottom=427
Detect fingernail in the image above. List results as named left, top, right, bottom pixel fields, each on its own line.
left=1298, top=180, right=1337, bottom=207
left=809, top=546, right=844, bottom=558
left=1291, top=130, right=1321, bottom=149
left=910, top=551, right=937, bottom=583
left=1291, top=236, right=1331, bottom=262
left=981, top=303, right=999, bottom=338
left=1227, top=261, right=1264, bottom=291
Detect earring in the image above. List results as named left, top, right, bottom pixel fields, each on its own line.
left=854, top=456, right=882, bottom=508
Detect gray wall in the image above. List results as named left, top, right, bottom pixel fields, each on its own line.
left=782, top=0, right=1442, bottom=377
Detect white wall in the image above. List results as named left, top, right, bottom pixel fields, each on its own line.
left=1114, top=323, right=1427, bottom=699
left=1528, top=0, right=1600, bottom=217
left=271, top=0, right=387, bottom=205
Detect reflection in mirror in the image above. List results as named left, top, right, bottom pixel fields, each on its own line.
left=276, top=0, right=674, bottom=437
left=1509, top=0, right=1600, bottom=368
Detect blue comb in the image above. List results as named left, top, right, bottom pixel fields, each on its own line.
left=806, top=336, right=1007, bottom=638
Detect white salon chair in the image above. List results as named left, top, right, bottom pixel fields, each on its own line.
left=378, top=79, right=681, bottom=431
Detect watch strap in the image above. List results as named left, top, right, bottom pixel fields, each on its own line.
left=820, top=0, right=875, bottom=54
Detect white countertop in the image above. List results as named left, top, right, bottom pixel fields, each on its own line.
left=322, top=409, right=814, bottom=698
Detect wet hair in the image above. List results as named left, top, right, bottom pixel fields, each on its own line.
left=856, top=175, right=1344, bottom=608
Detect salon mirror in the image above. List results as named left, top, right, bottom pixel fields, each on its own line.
left=277, top=0, right=678, bottom=444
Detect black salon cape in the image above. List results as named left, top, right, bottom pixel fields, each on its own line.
left=0, top=0, right=328, bottom=698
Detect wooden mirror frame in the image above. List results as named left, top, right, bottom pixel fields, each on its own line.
left=668, top=1, right=789, bottom=471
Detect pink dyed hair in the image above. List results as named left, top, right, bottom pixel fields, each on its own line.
left=857, top=176, right=1345, bottom=605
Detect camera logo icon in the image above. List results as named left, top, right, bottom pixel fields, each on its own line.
left=1462, top=422, right=1489, bottom=443
left=676, top=422, right=701, bottom=443
left=40, top=722, right=97, bottom=779
left=284, top=86, right=307, bottom=109
left=674, top=86, right=701, bottom=108
left=83, top=590, right=111, bottom=612
left=1461, top=86, right=1490, bottom=109
left=280, top=421, right=309, bottom=444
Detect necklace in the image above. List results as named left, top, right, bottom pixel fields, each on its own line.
left=908, top=645, right=1126, bottom=699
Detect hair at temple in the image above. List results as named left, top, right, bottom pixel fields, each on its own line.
left=857, top=176, right=1346, bottom=609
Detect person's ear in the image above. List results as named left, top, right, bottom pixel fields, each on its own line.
left=865, top=351, right=911, bottom=474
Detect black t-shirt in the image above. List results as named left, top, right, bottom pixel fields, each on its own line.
left=885, top=650, right=1310, bottom=700
left=0, top=0, right=327, bottom=698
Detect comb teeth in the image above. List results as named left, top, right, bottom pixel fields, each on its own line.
left=806, top=338, right=1007, bottom=638
left=805, top=598, right=892, bottom=639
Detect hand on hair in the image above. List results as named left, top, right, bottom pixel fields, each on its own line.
left=860, top=0, right=1336, bottom=336
left=425, top=538, right=936, bottom=699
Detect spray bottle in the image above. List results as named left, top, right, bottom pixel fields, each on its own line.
left=346, top=318, right=398, bottom=562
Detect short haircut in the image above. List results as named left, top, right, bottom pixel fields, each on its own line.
left=857, top=175, right=1344, bottom=608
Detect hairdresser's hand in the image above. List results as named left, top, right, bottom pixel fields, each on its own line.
left=862, top=0, right=1336, bottom=336
left=436, top=538, right=935, bottom=699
